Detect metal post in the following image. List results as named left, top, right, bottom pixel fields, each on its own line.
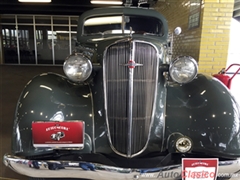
left=33, top=15, right=38, bottom=64
left=51, top=16, right=55, bottom=65
left=15, top=15, right=20, bottom=64
left=69, top=16, right=71, bottom=55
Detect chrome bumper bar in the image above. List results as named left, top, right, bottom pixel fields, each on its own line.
left=3, top=153, right=240, bottom=180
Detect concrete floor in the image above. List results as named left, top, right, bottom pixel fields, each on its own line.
left=0, top=65, right=63, bottom=180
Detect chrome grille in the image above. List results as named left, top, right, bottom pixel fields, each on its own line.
left=104, top=41, right=159, bottom=156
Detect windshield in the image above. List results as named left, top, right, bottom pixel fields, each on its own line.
left=83, top=15, right=163, bottom=36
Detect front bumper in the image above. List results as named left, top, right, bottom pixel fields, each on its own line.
left=3, top=153, right=240, bottom=180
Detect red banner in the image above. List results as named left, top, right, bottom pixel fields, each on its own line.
left=32, top=121, right=84, bottom=148
left=182, top=158, right=218, bottom=180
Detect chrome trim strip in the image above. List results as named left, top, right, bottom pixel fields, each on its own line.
left=4, top=154, right=240, bottom=180
left=127, top=41, right=134, bottom=157
left=89, top=84, right=96, bottom=153
left=127, top=68, right=133, bottom=157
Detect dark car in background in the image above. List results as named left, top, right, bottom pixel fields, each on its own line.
left=3, top=6, right=240, bottom=180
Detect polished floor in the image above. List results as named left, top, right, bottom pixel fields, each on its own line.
left=0, top=65, right=63, bottom=180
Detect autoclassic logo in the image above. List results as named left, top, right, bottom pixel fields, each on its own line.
left=139, top=158, right=220, bottom=180
left=182, top=158, right=218, bottom=180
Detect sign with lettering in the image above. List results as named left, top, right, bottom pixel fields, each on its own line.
left=32, top=121, right=84, bottom=148
left=182, top=158, right=218, bottom=180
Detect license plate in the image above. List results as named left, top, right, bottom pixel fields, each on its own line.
left=32, top=121, right=84, bottom=148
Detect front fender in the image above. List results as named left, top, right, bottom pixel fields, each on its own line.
left=166, top=74, right=240, bottom=158
left=12, top=73, right=93, bottom=156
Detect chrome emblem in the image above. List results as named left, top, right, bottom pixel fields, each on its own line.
left=51, top=131, right=65, bottom=141
left=121, top=60, right=143, bottom=69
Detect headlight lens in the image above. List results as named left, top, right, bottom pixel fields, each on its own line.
left=175, top=136, right=193, bottom=153
left=169, top=56, right=198, bottom=83
left=63, top=54, right=92, bottom=82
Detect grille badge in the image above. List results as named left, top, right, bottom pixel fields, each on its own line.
left=121, top=60, right=143, bottom=69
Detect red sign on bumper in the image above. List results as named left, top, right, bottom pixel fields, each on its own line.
left=182, top=158, right=218, bottom=180
left=32, top=121, right=84, bottom=148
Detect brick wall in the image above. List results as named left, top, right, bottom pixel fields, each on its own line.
left=154, top=0, right=234, bottom=75
left=198, top=0, right=234, bottom=74
left=154, top=0, right=202, bottom=61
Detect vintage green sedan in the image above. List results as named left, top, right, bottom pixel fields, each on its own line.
left=3, top=6, right=240, bottom=180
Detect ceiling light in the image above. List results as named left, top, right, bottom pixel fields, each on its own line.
left=18, top=0, right=51, bottom=2
left=90, top=0, right=123, bottom=5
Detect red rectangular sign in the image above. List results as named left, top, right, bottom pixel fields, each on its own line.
left=32, top=121, right=84, bottom=148
left=182, top=158, right=218, bottom=180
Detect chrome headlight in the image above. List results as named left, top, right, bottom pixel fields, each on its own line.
left=169, top=56, right=198, bottom=84
left=63, top=54, right=92, bottom=82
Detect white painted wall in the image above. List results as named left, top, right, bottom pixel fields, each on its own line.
left=227, top=18, right=240, bottom=104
